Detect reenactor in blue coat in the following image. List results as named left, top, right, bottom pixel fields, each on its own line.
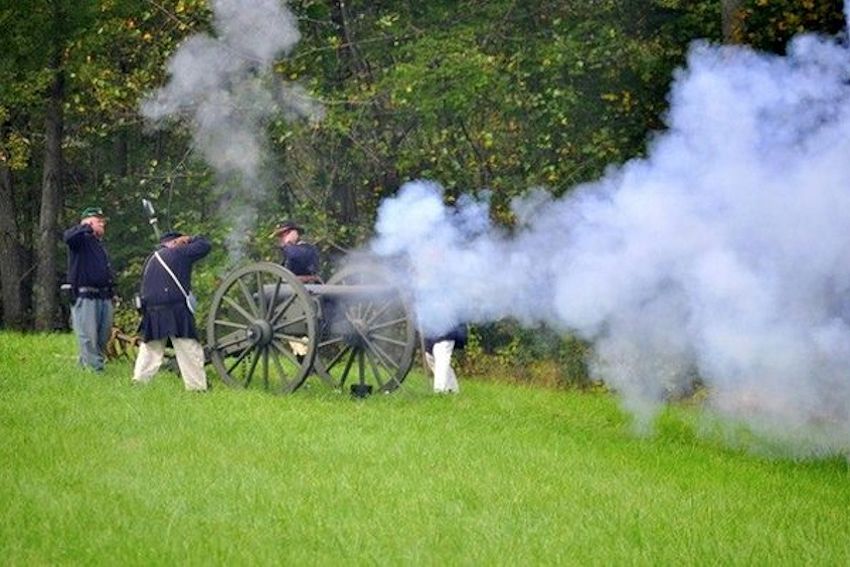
left=272, top=220, right=321, bottom=283
left=132, top=231, right=211, bottom=391
left=272, top=220, right=321, bottom=358
left=63, top=206, right=115, bottom=372
left=424, top=323, right=467, bottom=394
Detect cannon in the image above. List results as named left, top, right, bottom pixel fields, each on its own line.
left=205, top=261, right=417, bottom=395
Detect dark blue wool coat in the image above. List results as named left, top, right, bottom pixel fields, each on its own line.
left=63, top=224, right=115, bottom=298
left=424, top=323, right=468, bottom=354
left=279, top=241, right=320, bottom=276
left=138, top=236, right=211, bottom=341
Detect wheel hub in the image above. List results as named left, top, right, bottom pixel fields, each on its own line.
left=343, top=316, right=369, bottom=348
left=246, top=319, right=273, bottom=347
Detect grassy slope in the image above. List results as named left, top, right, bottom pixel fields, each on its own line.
left=1, top=332, right=849, bottom=565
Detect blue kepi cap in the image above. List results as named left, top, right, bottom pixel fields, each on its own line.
left=160, top=231, right=184, bottom=244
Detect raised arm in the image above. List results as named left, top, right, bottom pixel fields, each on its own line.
left=183, top=235, right=212, bottom=261
left=63, top=224, right=93, bottom=248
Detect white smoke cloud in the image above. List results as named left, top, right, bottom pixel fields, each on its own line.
left=371, top=29, right=850, bottom=455
left=141, top=0, right=324, bottom=262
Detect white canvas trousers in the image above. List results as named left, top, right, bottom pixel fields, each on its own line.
left=425, top=339, right=459, bottom=393
left=132, top=337, right=207, bottom=391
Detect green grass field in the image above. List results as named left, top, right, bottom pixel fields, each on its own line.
left=2, top=332, right=850, bottom=565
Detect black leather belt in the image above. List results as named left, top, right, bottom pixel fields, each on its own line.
left=144, top=302, right=183, bottom=312
left=78, top=286, right=109, bottom=294
left=77, top=286, right=112, bottom=299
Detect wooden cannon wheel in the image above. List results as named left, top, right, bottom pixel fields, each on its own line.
left=206, top=262, right=317, bottom=394
left=313, top=263, right=417, bottom=393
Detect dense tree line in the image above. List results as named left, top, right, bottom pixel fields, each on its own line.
left=0, top=0, right=844, bottom=333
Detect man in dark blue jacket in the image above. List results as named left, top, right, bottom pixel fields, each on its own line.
left=424, top=323, right=467, bottom=394
left=272, top=220, right=321, bottom=283
left=63, top=206, right=115, bottom=372
left=132, top=231, right=211, bottom=391
left=271, top=220, right=321, bottom=359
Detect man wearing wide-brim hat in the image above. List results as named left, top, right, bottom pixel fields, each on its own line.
left=271, top=220, right=321, bottom=359
left=63, top=206, right=115, bottom=372
left=271, top=220, right=321, bottom=283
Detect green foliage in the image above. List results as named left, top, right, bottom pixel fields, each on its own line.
left=279, top=0, right=723, bottom=228
left=65, top=0, right=212, bottom=132
left=0, top=2, right=63, bottom=171
left=736, top=0, right=846, bottom=52
left=2, top=0, right=846, bottom=341
left=461, top=322, right=594, bottom=389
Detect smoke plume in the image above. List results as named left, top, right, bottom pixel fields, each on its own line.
left=141, top=0, right=323, bottom=261
left=371, top=28, right=850, bottom=455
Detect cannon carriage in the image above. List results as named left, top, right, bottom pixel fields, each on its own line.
left=205, top=261, right=417, bottom=395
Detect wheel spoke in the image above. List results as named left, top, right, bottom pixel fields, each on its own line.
left=214, top=319, right=249, bottom=330
left=244, top=348, right=261, bottom=387
left=214, top=333, right=251, bottom=352
left=370, top=333, right=408, bottom=347
left=366, top=351, right=394, bottom=390
left=338, top=347, right=358, bottom=386
left=368, top=343, right=396, bottom=375
left=256, top=271, right=266, bottom=318
left=269, top=293, right=297, bottom=327
left=236, top=277, right=259, bottom=317
left=273, top=332, right=310, bottom=344
left=268, top=343, right=290, bottom=383
left=227, top=341, right=256, bottom=375
left=368, top=317, right=407, bottom=332
left=318, top=335, right=344, bottom=348
left=323, top=344, right=352, bottom=373
left=364, top=348, right=387, bottom=388
left=270, top=339, right=299, bottom=369
left=266, top=279, right=282, bottom=320
left=223, top=296, right=256, bottom=324
left=360, top=333, right=401, bottom=370
left=364, top=301, right=393, bottom=326
left=357, top=350, right=366, bottom=384
left=273, top=314, right=308, bottom=332
left=358, top=301, right=377, bottom=323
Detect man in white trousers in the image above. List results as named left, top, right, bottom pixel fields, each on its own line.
left=424, top=323, right=467, bottom=393
left=132, top=231, right=211, bottom=391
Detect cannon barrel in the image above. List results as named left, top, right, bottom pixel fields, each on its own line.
left=261, top=282, right=401, bottom=300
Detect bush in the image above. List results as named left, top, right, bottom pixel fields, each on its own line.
left=459, top=321, right=595, bottom=389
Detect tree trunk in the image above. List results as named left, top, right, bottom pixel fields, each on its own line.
left=0, top=162, right=25, bottom=329
left=114, top=127, right=129, bottom=177
left=114, top=60, right=130, bottom=177
left=329, top=0, right=371, bottom=83
left=721, top=0, right=745, bottom=43
left=33, top=4, right=65, bottom=331
left=328, top=0, right=366, bottom=225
